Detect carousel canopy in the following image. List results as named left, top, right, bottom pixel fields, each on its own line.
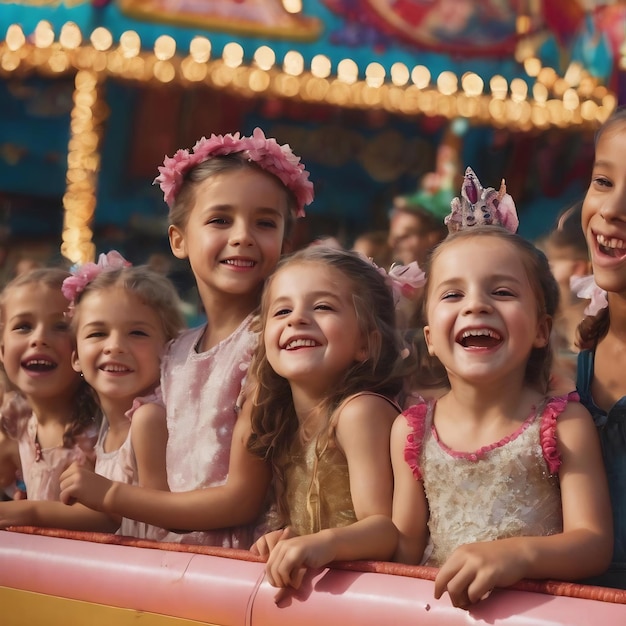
left=0, top=1, right=624, bottom=262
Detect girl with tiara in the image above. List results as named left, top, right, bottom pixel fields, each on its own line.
left=391, top=168, right=612, bottom=607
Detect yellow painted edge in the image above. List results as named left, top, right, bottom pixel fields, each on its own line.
left=0, top=586, right=218, bottom=626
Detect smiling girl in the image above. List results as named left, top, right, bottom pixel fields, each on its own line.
left=248, top=246, right=408, bottom=594
left=577, top=106, right=626, bottom=588
left=0, top=268, right=107, bottom=530
left=392, top=203, right=612, bottom=607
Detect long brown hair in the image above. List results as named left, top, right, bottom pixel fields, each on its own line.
left=247, top=246, right=406, bottom=498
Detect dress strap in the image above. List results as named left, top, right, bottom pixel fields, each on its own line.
left=335, top=391, right=402, bottom=415
left=539, top=392, right=578, bottom=475
left=328, top=391, right=402, bottom=443
left=402, top=399, right=432, bottom=481
left=575, top=349, right=594, bottom=408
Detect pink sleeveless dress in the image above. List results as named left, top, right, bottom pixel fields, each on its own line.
left=402, top=394, right=575, bottom=566
left=1, top=393, right=97, bottom=501
left=95, top=389, right=165, bottom=539
left=156, top=314, right=258, bottom=547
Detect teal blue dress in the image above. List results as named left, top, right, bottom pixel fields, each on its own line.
left=577, top=349, right=626, bottom=589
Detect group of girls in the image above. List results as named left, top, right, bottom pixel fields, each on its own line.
left=0, top=112, right=625, bottom=608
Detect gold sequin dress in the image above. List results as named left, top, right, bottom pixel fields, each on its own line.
left=401, top=394, right=575, bottom=566
left=281, top=392, right=400, bottom=535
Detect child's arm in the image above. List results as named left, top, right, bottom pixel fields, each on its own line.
left=60, top=400, right=271, bottom=530
left=57, top=402, right=170, bottom=513
left=390, top=414, right=429, bottom=564
left=0, top=429, right=20, bottom=492
left=434, top=401, right=613, bottom=608
left=262, top=395, right=398, bottom=590
left=130, top=403, right=169, bottom=490
left=0, top=498, right=120, bottom=532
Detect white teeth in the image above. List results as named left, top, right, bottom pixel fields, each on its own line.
left=597, top=234, right=626, bottom=249
left=25, top=359, right=53, bottom=367
left=286, top=338, right=317, bottom=350
left=102, top=364, right=130, bottom=372
left=461, top=329, right=500, bottom=339
left=223, top=259, right=255, bottom=267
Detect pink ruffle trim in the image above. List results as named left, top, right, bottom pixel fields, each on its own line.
left=401, top=392, right=578, bottom=478
left=540, top=391, right=579, bottom=475
left=402, top=402, right=429, bottom=481
left=124, top=386, right=164, bottom=422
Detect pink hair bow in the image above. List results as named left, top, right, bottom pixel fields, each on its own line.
left=386, top=262, right=426, bottom=305
left=356, top=252, right=426, bottom=306
left=570, top=274, right=608, bottom=316
left=62, top=250, right=131, bottom=304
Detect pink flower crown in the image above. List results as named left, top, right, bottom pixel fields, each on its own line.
left=153, top=127, right=314, bottom=218
left=445, top=167, right=519, bottom=234
left=62, top=250, right=131, bottom=310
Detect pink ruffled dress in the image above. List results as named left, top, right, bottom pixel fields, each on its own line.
left=155, top=314, right=258, bottom=547
left=95, top=389, right=165, bottom=539
left=1, top=394, right=97, bottom=501
left=402, top=393, right=576, bottom=566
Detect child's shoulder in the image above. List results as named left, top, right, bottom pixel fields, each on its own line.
left=335, top=392, right=401, bottom=431
left=341, top=391, right=401, bottom=413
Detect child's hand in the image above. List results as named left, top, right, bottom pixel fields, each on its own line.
left=265, top=531, right=335, bottom=591
left=434, top=540, right=527, bottom=608
left=251, top=527, right=297, bottom=558
left=59, top=462, right=113, bottom=511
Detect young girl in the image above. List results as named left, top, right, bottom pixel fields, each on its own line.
left=577, top=106, right=626, bottom=589
left=0, top=267, right=105, bottom=529
left=539, top=201, right=591, bottom=376
left=59, top=253, right=185, bottom=537
left=248, top=246, right=406, bottom=592
left=392, top=218, right=612, bottom=605
left=60, top=127, right=314, bottom=547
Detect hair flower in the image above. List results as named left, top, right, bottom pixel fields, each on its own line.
left=387, top=262, right=427, bottom=304
left=356, top=253, right=426, bottom=306
left=154, top=127, right=314, bottom=217
left=62, top=250, right=131, bottom=305
left=569, top=274, right=608, bottom=316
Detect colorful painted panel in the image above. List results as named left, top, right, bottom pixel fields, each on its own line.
left=118, top=0, right=322, bottom=41
left=322, top=0, right=581, bottom=56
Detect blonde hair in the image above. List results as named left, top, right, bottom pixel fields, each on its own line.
left=70, top=265, right=186, bottom=342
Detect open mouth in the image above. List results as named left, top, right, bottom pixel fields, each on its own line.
left=596, top=234, right=626, bottom=259
left=457, top=328, right=502, bottom=349
left=22, top=359, right=56, bottom=372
